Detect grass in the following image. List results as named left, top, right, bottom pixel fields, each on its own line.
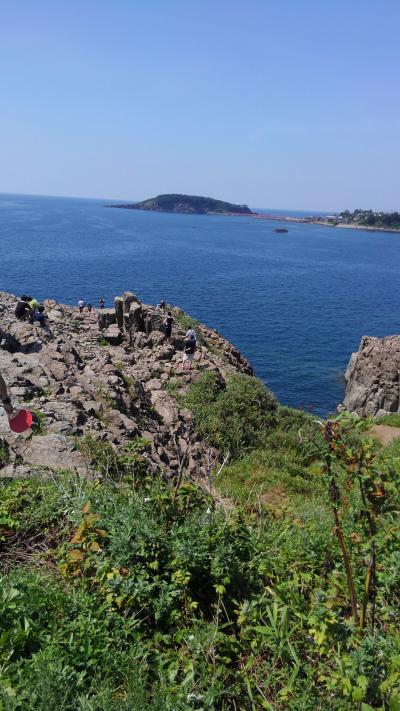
left=380, top=433, right=400, bottom=460
left=375, top=412, right=400, bottom=427
left=164, top=377, right=185, bottom=402
left=30, top=408, right=47, bottom=435
left=217, top=406, right=324, bottom=510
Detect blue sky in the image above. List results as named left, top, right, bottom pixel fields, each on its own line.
left=1, top=0, right=399, bottom=210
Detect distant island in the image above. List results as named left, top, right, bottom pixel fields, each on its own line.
left=108, top=193, right=253, bottom=216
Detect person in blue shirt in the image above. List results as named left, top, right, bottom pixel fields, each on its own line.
left=32, top=305, right=47, bottom=326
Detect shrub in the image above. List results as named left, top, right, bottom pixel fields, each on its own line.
left=184, top=372, right=277, bottom=458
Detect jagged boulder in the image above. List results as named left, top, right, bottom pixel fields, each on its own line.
left=343, top=335, right=400, bottom=417
left=15, top=434, right=88, bottom=475
left=103, top=325, right=122, bottom=346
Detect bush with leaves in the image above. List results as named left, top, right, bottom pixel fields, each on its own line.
left=184, top=372, right=277, bottom=458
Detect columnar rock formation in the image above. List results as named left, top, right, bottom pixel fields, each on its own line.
left=0, top=291, right=252, bottom=480
left=343, top=335, right=400, bottom=417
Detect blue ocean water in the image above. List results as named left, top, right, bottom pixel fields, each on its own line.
left=1, top=193, right=399, bottom=415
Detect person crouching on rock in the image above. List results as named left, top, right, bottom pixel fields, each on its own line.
left=163, top=311, right=174, bottom=342
left=182, top=334, right=196, bottom=370
left=29, top=297, right=40, bottom=314
left=32, top=305, right=48, bottom=327
left=15, top=295, right=32, bottom=321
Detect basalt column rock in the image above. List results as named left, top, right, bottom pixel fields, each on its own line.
left=343, top=335, right=400, bottom=417
left=125, top=302, right=145, bottom=335
left=123, top=291, right=140, bottom=313
left=115, top=297, right=124, bottom=330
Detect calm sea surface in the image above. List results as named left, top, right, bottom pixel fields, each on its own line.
left=1, top=193, right=399, bottom=415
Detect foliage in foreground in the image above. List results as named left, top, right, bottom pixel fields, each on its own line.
left=184, top=372, right=278, bottom=459
left=1, top=411, right=400, bottom=709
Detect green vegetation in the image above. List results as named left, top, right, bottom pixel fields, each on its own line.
left=2, top=377, right=400, bottom=709
left=30, top=409, right=47, bottom=435
left=183, top=372, right=277, bottom=458
left=218, top=406, right=321, bottom=507
left=112, top=193, right=253, bottom=215
left=164, top=377, right=184, bottom=401
left=339, top=209, right=400, bottom=229
left=375, top=413, right=400, bottom=427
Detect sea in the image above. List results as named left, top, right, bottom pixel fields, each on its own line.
left=1, top=193, right=399, bottom=416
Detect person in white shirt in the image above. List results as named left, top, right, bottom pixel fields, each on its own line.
left=185, top=328, right=196, bottom=341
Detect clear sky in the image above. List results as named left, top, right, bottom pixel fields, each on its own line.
left=1, top=0, right=399, bottom=211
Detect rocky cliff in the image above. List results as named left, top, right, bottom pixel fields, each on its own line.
left=343, top=335, right=400, bottom=417
left=0, top=291, right=252, bottom=481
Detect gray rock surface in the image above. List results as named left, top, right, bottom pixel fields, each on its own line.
left=0, top=289, right=253, bottom=480
left=343, top=335, right=400, bottom=416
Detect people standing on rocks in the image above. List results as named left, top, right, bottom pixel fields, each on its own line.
left=158, top=299, right=166, bottom=313
left=182, top=333, right=196, bottom=370
left=87, top=304, right=92, bottom=313
left=78, top=298, right=85, bottom=313
left=98, top=297, right=105, bottom=309
left=163, top=311, right=174, bottom=342
left=15, top=295, right=32, bottom=320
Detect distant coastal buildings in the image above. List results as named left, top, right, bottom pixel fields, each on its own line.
left=254, top=209, right=400, bottom=233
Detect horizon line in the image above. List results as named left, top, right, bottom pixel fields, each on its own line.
left=0, top=190, right=342, bottom=215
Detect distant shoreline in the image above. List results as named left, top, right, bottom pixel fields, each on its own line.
left=231, top=212, right=400, bottom=233
left=108, top=202, right=400, bottom=233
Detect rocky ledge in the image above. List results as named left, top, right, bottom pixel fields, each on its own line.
left=343, top=335, right=400, bottom=417
left=0, top=291, right=252, bottom=480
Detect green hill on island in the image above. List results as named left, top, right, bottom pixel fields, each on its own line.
left=110, top=193, right=253, bottom=215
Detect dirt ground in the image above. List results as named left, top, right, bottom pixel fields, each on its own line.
left=370, top=424, right=400, bottom=446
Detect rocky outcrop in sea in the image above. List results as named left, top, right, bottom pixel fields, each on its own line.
left=0, top=291, right=252, bottom=480
left=343, top=335, right=400, bottom=417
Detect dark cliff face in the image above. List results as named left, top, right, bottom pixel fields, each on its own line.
left=109, top=194, right=253, bottom=215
